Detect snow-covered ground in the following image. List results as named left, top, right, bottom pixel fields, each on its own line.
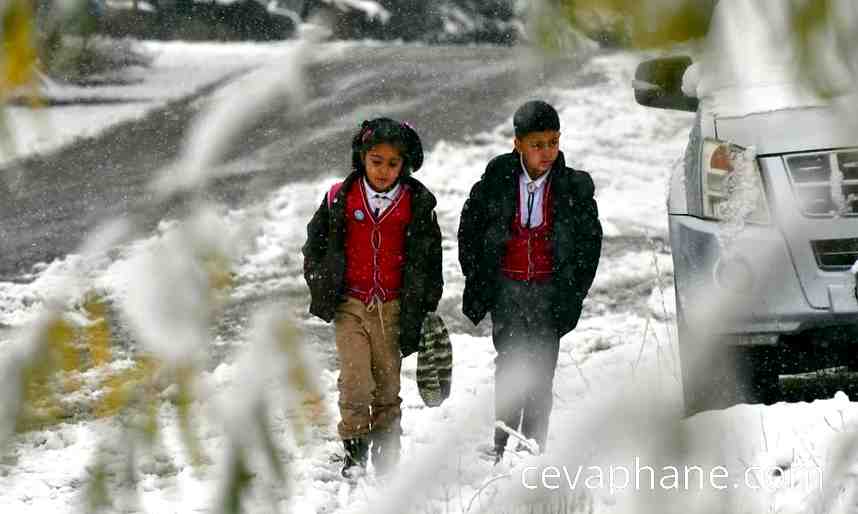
left=1, top=41, right=855, bottom=514
left=0, top=40, right=358, bottom=168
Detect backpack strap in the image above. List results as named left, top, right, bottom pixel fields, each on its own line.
left=327, top=181, right=344, bottom=209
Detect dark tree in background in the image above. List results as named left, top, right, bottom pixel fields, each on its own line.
left=33, top=0, right=520, bottom=45
left=439, top=0, right=518, bottom=44
left=382, top=0, right=441, bottom=41
left=300, top=0, right=518, bottom=44
left=93, top=0, right=298, bottom=41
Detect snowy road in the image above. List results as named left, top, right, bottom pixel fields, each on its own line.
left=1, top=43, right=660, bottom=370
left=0, top=45, right=588, bottom=279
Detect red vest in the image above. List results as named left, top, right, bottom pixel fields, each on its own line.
left=343, top=180, right=413, bottom=303
left=501, top=179, right=555, bottom=282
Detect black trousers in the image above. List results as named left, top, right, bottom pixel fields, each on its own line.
left=491, top=277, right=560, bottom=452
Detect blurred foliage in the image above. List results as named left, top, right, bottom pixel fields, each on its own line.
left=1, top=3, right=325, bottom=510
left=14, top=298, right=151, bottom=431
left=175, top=365, right=207, bottom=467
left=256, top=403, right=287, bottom=483
left=4, top=274, right=326, bottom=510
left=41, top=36, right=152, bottom=82
left=791, top=0, right=858, bottom=98
left=16, top=316, right=76, bottom=432
left=546, top=0, right=858, bottom=99
left=550, top=0, right=713, bottom=49
left=94, top=354, right=158, bottom=419
left=205, top=253, right=236, bottom=295
left=527, top=1, right=596, bottom=54
left=0, top=0, right=151, bottom=98
left=0, top=0, right=40, bottom=156
left=277, top=316, right=329, bottom=444
left=219, top=447, right=254, bottom=514
left=84, top=457, right=112, bottom=513
left=84, top=295, right=113, bottom=367
left=0, top=0, right=39, bottom=96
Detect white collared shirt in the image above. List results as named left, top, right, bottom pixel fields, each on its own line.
left=519, top=157, right=551, bottom=227
left=364, top=178, right=401, bottom=218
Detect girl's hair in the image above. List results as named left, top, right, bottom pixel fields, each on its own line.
left=351, top=118, right=424, bottom=176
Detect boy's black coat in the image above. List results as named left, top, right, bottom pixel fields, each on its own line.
left=457, top=150, right=602, bottom=337
left=302, top=172, right=443, bottom=357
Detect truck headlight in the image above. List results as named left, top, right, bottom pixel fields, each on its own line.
left=702, top=139, right=770, bottom=225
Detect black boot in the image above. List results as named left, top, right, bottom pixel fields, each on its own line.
left=370, top=429, right=401, bottom=474
left=494, top=444, right=505, bottom=464
left=477, top=442, right=505, bottom=464
left=341, top=437, right=369, bottom=477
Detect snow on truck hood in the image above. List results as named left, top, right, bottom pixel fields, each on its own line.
left=713, top=104, right=858, bottom=155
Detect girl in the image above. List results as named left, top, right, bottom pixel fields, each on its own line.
left=302, top=118, right=443, bottom=476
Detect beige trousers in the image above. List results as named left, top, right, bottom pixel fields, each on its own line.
left=334, top=296, right=402, bottom=440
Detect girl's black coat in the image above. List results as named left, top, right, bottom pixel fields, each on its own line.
left=457, top=150, right=602, bottom=337
left=302, top=172, right=443, bottom=357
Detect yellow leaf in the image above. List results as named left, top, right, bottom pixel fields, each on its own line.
left=16, top=317, right=77, bottom=430
left=203, top=254, right=234, bottom=292
left=95, top=371, right=132, bottom=418
left=555, top=0, right=711, bottom=49
left=1, top=0, right=39, bottom=95
left=93, top=355, right=159, bottom=419
left=274, top=318, right=330, bottom=438
left=83, top=296, right=113, bottom=367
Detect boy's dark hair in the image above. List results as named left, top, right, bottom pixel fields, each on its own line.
left=513, top=100, right=560, bottom=138
left=351, top=118, right=424, bottom=175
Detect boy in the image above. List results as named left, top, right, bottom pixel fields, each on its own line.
left=458, top=100, right=602, bottom=461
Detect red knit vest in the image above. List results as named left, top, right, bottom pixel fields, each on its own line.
left=343, top=180, right=413, bottom=304
left=501, top=179, right=555, bottom=283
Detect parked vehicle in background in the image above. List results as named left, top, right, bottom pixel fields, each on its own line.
left=633, top=0, right=858, bottom=415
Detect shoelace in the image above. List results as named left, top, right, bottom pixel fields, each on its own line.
left=366, top=295, right=385, bottom=338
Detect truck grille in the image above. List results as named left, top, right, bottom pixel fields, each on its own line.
left=785, top=150, right=858, bottom=216
left=811, top=238, right=858, bottom=270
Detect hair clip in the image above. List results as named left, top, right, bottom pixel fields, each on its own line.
left=401, top=121, right=414, bottom=130
left=361, top=128, right=374, bottom=142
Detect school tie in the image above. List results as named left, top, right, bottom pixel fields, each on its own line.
left=526, top=182, right=537, bottom=228
left=373, top=194, right=387, bottom=217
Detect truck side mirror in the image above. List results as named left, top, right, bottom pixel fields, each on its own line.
left=633, top=56, right=699, bottom=112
